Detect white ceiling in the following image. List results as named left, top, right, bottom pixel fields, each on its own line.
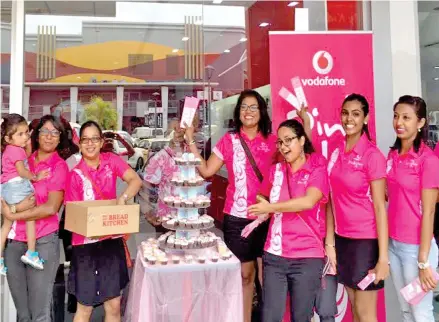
left=0, top=1, right=116, bottom=22
left=418, top=1, right=439, bottom=110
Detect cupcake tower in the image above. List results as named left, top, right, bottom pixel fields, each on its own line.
left=161, top=152, right=215, bottom=250
left=141, top=237, right=230, bottom=265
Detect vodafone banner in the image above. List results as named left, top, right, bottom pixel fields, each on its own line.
left=269, top=31, right=376, bottom=159
left=269, top=32, right=386, bottom=322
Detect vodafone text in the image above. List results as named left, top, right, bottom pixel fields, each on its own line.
left=301, top=76, right=346, bottom=87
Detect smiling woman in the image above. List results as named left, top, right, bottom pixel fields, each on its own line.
left=1, top=115, right=70, bottom=322
left=65, top=120, right=142, bottom=322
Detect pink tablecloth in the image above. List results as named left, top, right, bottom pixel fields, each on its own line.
left=124, top=247, right=243, bottom=322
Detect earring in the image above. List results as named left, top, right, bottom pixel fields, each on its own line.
left=418, top=128, right=421, bottom=132
left=364, top=122, right=368, bottom=125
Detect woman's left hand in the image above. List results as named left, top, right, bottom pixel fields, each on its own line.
left=419, top=267, right=438, bottom=292
left=248, top=198, right=272, bottom=216
left=369, top=260, right=390, bottom=284
left=117, top=196, right=127, bottom=205
left=0, top=199, right=14, bottom=221
left=297, top=104, right=310, bottom=125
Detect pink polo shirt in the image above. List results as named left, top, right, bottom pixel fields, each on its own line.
left=328, top=134, right=386, bottom=239
left=1, top=145, right=28, bottom=183
left=261, top=153, right=329, bottom=259
left=213, top=131, right=277, bottom=219
left=65, top=152, right=131, bottom=246
left=387, top=143, right=439, bottom=244
left=435, top=144, right=439, bottom=158
left=8, top=151, right=68, bottom=242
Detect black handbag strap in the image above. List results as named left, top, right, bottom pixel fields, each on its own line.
left=238, top=134, right=264, bottom=183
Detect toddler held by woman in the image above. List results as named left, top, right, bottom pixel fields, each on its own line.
left=0, top=114, right=49, bottom=275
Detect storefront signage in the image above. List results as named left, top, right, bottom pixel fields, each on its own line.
left=269, top=31, right=386, bottom=322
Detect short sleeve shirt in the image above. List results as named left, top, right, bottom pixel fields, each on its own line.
left=262, top=153, right=329, bottom=259
left=213, top=131, right=277, bottom=219
left=328, top=134, right=386, bottom=239
left=387, top=143, right=439, bottom=244
left=1, top=145, right=28, bottom=183
left=8, top=151, right=68, bottom=241
left=143, top=146, right=178, bottom=218
left=65, top=152, right=131, bottom=246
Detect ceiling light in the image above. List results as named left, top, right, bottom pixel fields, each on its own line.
left=224, top=49, right=230, bottom=53
left=434, top=77, right=439, bottom=81
left=259, top=22, right=270, bottom=27
left=213, top=0, right=223, bottom=3
left=172, top=49, right=179, bottom=53
left=288, top=1, right=299, bottom=7
left=182, top=36, right=189, bottom=41
left=434, top=66, right=439, bottom=69
left=239, top=37, right=247, bottom=42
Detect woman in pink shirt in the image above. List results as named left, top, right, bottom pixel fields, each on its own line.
left=326, top=93, right=389, bottom=321
left=184, top=90, right=277, bottom=322
left=248, top=119, right=328, bottom=322
left=1, top=114, right=70, bottom=321
left=66, top=121, right=142, bottom=322
left=387, top=95, right=439, bottom=322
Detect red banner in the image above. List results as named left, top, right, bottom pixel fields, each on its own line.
left=269, top=32, right=386, bottom=322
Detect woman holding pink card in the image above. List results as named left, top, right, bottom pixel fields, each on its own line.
left=184, top=90, right=278, bottom=322
left=325, top=94, right=389, bottom=321
left=386, top=95, right=439, bottom=322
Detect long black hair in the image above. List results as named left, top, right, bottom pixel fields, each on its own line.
left=232, top=89, right=272, bottom=138
left=278, top=119, right=315, bottom=154
left=342, top=93, right=372, bottom=140
left=1, top=113, right=27, bottom=153
left=31, top=115, right=78, bottom=160
left=390, top=95, right=427, bottom=153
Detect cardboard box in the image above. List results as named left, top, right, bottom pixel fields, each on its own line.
left=65, top=200, right=140, bottom=237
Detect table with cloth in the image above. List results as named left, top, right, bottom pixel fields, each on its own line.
left=124, top=247, right=243, bottom=322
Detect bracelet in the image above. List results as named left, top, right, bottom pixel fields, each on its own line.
left=325, top=243, right=335, bottom=248
left=188, top=140, right=196, bottom=146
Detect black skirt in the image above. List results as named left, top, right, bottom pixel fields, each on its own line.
left=335, top=234, right=384, bottom=291
left=223, top=214, right=269, bottom=263
left=67, top=238, right=129, bottom=306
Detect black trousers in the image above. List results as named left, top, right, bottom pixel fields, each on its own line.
left=262, top=252, right=324, bottom=322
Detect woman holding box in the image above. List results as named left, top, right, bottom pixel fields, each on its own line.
left=387, top=95, right=439, bottom=322
left=65, top=120, right=142, bottom=322
left=325, top=94, right=389, bottom=322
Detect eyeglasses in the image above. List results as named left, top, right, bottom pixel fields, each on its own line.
left=240, top=104, right=259, bottom=112
left=79, top=137, right=102, bottom=144
left=39, top=128, right=61, bottom=137
left=275, top=136, right=298, bottom=148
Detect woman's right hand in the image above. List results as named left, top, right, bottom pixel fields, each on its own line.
left=183, top=122, right=195, bottom=143
left=325, top=244, right=337, bottom=274
left=35, top=169, right=50, bottom=181
left=15, top=194, right=36, bottom=212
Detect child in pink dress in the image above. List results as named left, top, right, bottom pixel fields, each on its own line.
left=0, top=114, right=49, bottom=275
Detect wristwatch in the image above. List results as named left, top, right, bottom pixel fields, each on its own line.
left=122, top=194, right=129, bottom=201
left=10, top=204, right=17, bottom=214
left=418, top=261, right=430, bottom=270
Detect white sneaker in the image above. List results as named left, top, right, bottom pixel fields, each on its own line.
left=21, top=251, right=44, bottom=270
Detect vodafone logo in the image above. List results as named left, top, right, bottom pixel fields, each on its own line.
left=312, top=51, right=333, bottom=75
left=301, top=51, right=346, bottom=87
